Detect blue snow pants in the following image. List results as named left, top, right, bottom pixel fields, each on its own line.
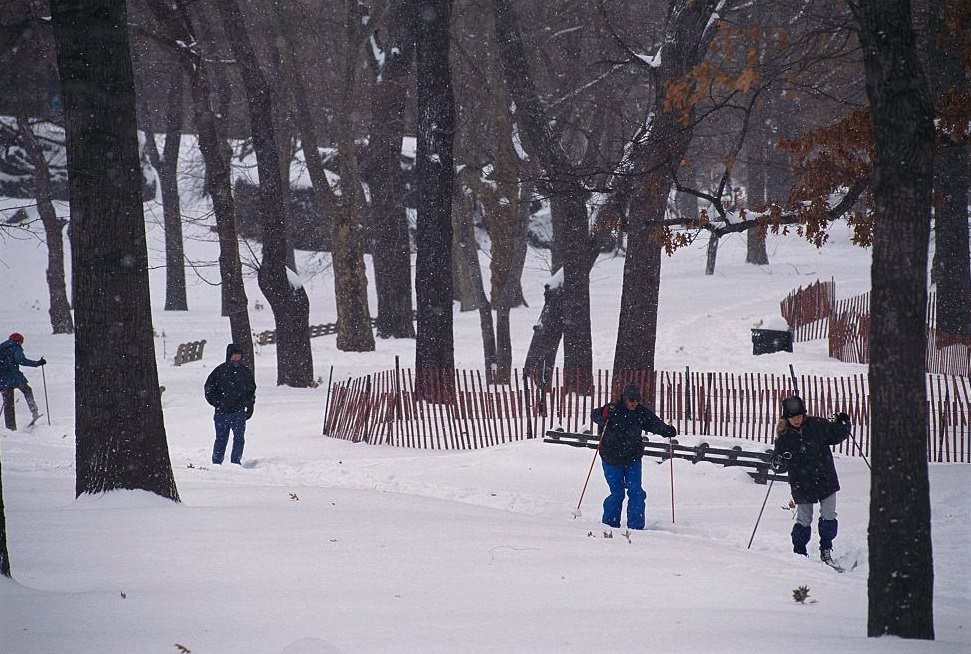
left=212, top=410, right=247, bottom=464
left=601, top=459, right=647, bottom=529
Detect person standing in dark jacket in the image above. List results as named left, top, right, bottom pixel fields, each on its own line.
left=590, top=383, right=677, bottom=530
left=205, top=344, right=256, bottom=464
left=0, top=332, right=46, bottom=429
left=773, top=395, right=851, bottom=563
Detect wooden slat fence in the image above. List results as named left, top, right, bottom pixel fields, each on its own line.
left=323, top=367, right=970, bottom=462
left=781, top=279, right=835, bottom=342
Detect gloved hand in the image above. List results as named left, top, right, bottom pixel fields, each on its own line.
left=770, top=452, right=790, bottom=472
left=834, top=411, right=850, bottom=425
left=38, top=357, right=47, bottom=366
left=662, top=424, right=678, bottom=439
left=245, top=405, right=254, bottom=420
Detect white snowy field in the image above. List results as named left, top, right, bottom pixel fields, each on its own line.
left=1, top=195, right=969, bottom=653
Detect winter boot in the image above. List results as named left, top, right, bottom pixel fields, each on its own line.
left=791, top=523, right=811, bottom=556
left=818, top=518, right=838, bottom=553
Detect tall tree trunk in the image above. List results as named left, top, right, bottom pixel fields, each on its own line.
left=332, top=0, right=375, bottom=352
left=493, top=0, right=592, bottom=392
left=852, top=0, right=936, bottom=640
left=415, top=0, right=456, bottom=399
left=367, top=0, right=417, bottom=339
left=16, top=115, right=74, bottom=334
left=928, top=0, right=971, bottom=336
left=0, top=452, right=9, bottom=577
left=50, top=0, right=179, bottom=500
left=612, top=0, right=721, bottom=376
left=215, top=0, right=314, bottom=387
left=144, top=0, right=255, bottom=368
left=270, top=0, right=341, bottom=249
left=150, top=68, right=188, bottom=311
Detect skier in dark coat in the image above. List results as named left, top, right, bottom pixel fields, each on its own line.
left=0, top=332, right=46, bottom=429
left=590, top=383, right=677, bottom=530
left=204, top=344, right=256, bottom=464
left=773, top=395, right=851, bottom=563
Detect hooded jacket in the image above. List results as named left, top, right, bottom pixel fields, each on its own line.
left=0, top=338, right=43, bottom=389
left=774, top=416, right=850, bottom=504
left=204, top=344, right=256, bottom=414
left=591, top=401, right=674, bottom=466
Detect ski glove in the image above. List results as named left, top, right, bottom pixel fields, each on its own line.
left=38, top=357, right=47, bottom=366
left=245, top=405, right=254, bottom=420
left=661, top=424, right=678, bottom=439
left=834, top=412, right=850, bottom=425
left=770, top=452, right=791, bottom=472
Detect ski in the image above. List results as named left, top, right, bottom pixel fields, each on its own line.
left=26, top=413, right=44, bottom=427
left=822, top=559, right=845, bottom=573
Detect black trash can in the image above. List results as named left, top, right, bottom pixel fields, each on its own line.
left=751, top=328, right=793, bottom=355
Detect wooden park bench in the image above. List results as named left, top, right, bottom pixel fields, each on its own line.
left=174, top=339, right=207, bottom=366
left=544, top=428, right=788, bottom=484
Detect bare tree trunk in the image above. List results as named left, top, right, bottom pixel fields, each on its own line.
left=215, top=0, right=314, bottom=386
left=144, top=0, right=255, bottom=368
left=141, top=68, right=189, bottom=311
left=852, top=0, right=935, bottom=639
left=493, top=0, right=592, bottom=392
left=367, top=0, right=417, bottom=339
left=51, top=0, right=179, bottom=500
left=928, top=0, right=971, bottom=336
left=332, top=0, right=375, bottom=352
left=415, top=0, right=456, bottom=399
left=15, top=115, right=74, bottom=334
left=611, top=0, right=722, bottom=377
left=0, top=453, right=8, bottom=576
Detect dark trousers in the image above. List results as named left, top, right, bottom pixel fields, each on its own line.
left=601, top=459, right=647, bottom=529
left=212, top=410, right=247, bottom=464
left=2, top=384, right=39, bottom=430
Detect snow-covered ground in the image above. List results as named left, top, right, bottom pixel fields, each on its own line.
left=0, top=191, right=968, bottom=653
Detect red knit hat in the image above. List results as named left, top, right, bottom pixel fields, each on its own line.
left=8, top=332, right=24, bottom=343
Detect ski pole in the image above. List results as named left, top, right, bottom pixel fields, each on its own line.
left=573, top=410, right=610, bottom=518
left=747, top=475, right=776, bottom=549
left=41, top=359, right=51, bottom=425
left=668, top=425, right=676, bottom=524
left=847, top=426, right=871, bottom=470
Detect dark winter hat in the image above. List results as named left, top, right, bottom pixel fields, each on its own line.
left=781, top=395, right=806, bottom=418
left=225, top=343, right=243, bottom=360
left=8, top=332, right=23, bottom=344
left=621, top=383, right=642, bottom=402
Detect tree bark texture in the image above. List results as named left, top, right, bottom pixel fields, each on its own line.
left=332, top=0, right=375, bottom=352
left=612, top=0, right=722, bottom=375
left=853, top=0, right=936, bottom=640
left=367, top=0, right=417, bottom=339
left=415, top=0, right=456, bottom=400
left=216, top=0, right=314, bottom=386
left=16, top=115, right=74, bottom=334
left=928, top=0, right=971, bottom=337
left=493, top=0, right=591, bottom=391
left=0, top=453, right=10, bottom=577
left=144, top=0, right=255, bottom=368
left=50, top=0, right=179, bottom=500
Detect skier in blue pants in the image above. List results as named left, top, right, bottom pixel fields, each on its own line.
left=591, top=383, right=677, bottom=529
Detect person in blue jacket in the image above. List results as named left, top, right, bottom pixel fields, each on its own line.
left=0, top=332, right=46, bottom=428
left=773, top=395, right=851, bottom=563
left=591, top=383, right=677, bottom=530
left=204, top=344, right=256, bottom=464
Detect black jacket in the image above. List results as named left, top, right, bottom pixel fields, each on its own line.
left=591, top=401, right=674, bottom=466
left=774, top=416, right=850, bottom=504
left=204, top=345, right=256, bottom=414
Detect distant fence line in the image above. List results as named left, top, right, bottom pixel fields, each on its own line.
left=323, top=367, right=970, bottom=463
left=257, top=312, right=417, bottom=345
left=782, top=283, right=970, bottom=376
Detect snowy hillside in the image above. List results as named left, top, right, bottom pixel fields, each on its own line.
left=0, top=194, right=968, bottom=653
